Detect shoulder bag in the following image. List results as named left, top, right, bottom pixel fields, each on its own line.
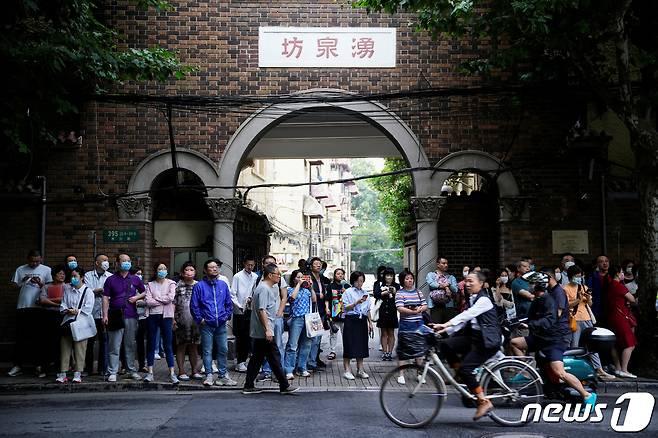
left=415, top=289, right=431, bottom=325
left=305, top=297, right=324, bottom=338
left=70, top=287, right=98, bottom=341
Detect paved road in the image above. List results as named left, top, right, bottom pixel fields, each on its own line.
left=0, top=391, right=656, bottom=437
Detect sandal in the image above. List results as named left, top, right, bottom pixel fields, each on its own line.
left=327, top=352, right=336, bottom=360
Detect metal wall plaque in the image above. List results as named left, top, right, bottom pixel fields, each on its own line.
left=552, top=230, right=589, bottom=254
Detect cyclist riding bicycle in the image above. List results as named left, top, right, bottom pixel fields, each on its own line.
left=431, top=271, right=502, bottom=421
left=510, top=271, right=597, bottom=408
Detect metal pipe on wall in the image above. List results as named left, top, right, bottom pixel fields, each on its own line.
left=601, top=172, right=607, bottom=255
left=36, top=175, right=46, bottom=259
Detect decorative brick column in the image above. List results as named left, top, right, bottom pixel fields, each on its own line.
left=412, top=196, right=447, bottom=298
left=205, top=197, right=241, bottom=282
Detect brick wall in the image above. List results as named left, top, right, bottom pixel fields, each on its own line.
left=0, top=0, right=643, bottom=357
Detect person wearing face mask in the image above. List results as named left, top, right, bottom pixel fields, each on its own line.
left=621, top=259, right=638, bottom=296
left=605, top=265, right=637, bottom=378
left=38, top=265, right=67, bottom=377
left=65, top=254, right=78, bottom=272
left=83, top=254, right=112, bottom=376
left=143, top=262, right=178, bottom=384
left=102, top=254, right=146, bottom=382
left=56, top=266, right=95, bottom=383
left=586, top=254, right=610, bottom=324
left=559, top=253, right=576, bottom=287
left=564, top=265, right=616, bottom=381
left=493, top=268, right=516, bottom=322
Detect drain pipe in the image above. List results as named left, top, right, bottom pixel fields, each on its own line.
left=36, top=175, right=46, bottom=259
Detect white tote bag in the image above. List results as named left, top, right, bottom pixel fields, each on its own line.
left=70, top=313, right=97, bottom=341
left=69, top=287, right=97, bottom=341
left=305, top=301, right=324, bottom=338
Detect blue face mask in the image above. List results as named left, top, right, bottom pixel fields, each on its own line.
left=529, top=264, right=536, bottom=271
left=572, top=277, right=583, bottom=285
left=70, top=277, right=80, bottom=286
left=68, top=261, right=77, bottom=269
left=157, top=270, right=168, bottom=279
left=120, top=261, right=132, bottom=271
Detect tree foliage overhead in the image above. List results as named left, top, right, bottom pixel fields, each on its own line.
left=0, top=0, right=196, bottom=153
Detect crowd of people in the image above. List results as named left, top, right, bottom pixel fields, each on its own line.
left=6, top=249, right=644, bottom=404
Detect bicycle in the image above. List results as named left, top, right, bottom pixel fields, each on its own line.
left=379, top=329, right=544, bottom=428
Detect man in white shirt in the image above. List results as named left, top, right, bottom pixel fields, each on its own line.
left=83, top=253, right=113, bottom=375
left=8, top=249, right=53, bottom=377
left=231, top=255, right=257, bottom=372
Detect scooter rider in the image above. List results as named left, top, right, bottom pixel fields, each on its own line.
left=431, top=271, right=502, bottom=421
left=510, top=271, right=597, bottom=408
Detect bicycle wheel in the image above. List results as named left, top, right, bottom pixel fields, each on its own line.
left=480, top=359, right=544, bottom=427
left=379, top=363, right=447, bottom=428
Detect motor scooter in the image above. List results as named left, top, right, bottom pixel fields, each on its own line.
left=537, top=326, right=616, bottom=402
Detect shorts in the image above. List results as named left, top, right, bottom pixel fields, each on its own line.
left=524, top=335, right=566, bottom=362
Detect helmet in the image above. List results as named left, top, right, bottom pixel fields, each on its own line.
left=522, top=271, right=550, bottom=290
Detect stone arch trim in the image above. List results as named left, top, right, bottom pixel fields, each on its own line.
left=214, top=88, right=438, bottom=199
left=432, top=150, right=520, bottom=198
left=128, top=148, right=220, bottom=194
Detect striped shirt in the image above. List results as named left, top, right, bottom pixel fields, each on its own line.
left=395, top=288, right=427, bottom=323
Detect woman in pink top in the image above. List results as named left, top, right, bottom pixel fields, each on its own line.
left=143, top=262, right=177, bottom=384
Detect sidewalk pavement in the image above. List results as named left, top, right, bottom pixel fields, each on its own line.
left=2, top=332, right=657, bottom=394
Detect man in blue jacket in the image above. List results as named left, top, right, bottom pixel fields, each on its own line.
left=191, top=258, right=237, bottom=387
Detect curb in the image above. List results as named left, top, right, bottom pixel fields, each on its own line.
left=2, top=380, right=657, bottom=395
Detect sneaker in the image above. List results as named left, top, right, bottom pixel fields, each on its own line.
left=143, top=373, right=154, bottom=383
left=596, top=370, right=616, bottom=381
left=215, top=375, right=238, bottom=386
left=203, top=374, right=214, bottom=386
left=298, top=370, right=311, bottom=378
left=35, top=366, right=46, bottom=378
left=130, top=372, right=142, bottom=380
left=280, top=385, right=300, bottom=395
left=55, top=373, right=68, bottom=383
left=242, top=387, right=263, bottom=395
left=256, top=372, right=271, bottom=382
left=192, top=373, right=204, bottom=380
left=170, top=374, right=179, bottom=385
left=235, top=362, right=248, bottom=373
left=584, top=392, right=598, bottom=409
left=397, top=375, right=406, bottom=385
left=356, top=370, right=369, bottom=379
left=212, top=362, right=219, bottom=374
left=286, top=373, right=295, bottom=380
left=178, top=374, right=190, bottom=381
left=108, top=374, right=117, bottom=382
left=343, top=371, right=356, bottom=380
left=7, top=366, right=22, bottom=377
left=154, top=353, right=161, bottom=360
left=72, top=372, right=82, bottom=383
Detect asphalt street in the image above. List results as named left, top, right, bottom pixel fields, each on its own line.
left=0, top=391, right=656, bottom=438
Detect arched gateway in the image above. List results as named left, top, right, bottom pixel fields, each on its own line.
left=122, top=90, right=525, bottom=296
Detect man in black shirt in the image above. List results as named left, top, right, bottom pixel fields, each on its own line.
left=511, top=272, right=597, bottom=408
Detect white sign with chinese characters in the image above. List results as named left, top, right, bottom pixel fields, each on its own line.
left=259, top=27, right=396, bottom=68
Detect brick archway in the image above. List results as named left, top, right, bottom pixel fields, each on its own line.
left=213, top=89, right=442, bottom=284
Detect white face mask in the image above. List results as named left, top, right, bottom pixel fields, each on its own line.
left=500, top=276, right=509, bottom=284
left=625, top=267, right=633, bottom=275
left=564, top=261, right=575, bottom=270
left=101, top=261, right=110, bottom=271
left=462, top=270, right=469, bottom=278
left=555, top=272, right=562, bottom=282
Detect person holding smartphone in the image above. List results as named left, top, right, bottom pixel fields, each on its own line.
left=283, top=270, right=315, bottom=380
left=341, top=271, right=373, bottom=380
left=373, top=267, right=399, bottom=361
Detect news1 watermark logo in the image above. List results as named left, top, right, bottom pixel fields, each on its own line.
left=521, top=392, right=655, bottom=432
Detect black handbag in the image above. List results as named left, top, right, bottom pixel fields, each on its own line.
left=107, top=307, right=125, bottom=331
